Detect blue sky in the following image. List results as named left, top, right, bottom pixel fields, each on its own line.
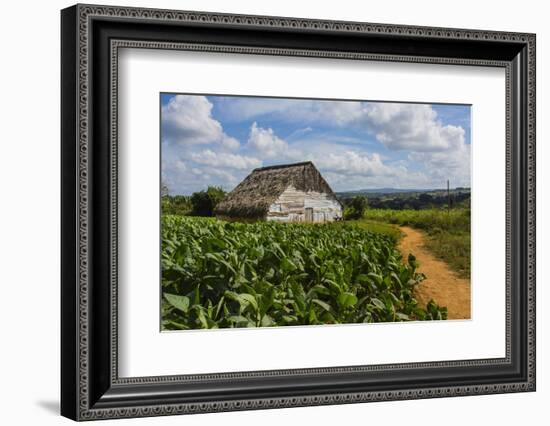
left=161, top=94, right=471, bottom=195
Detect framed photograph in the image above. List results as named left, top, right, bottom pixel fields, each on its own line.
left=61, top=4, right=536, bottom=421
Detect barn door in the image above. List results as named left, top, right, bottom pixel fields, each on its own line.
left=305, top=207, right=313, bottom=222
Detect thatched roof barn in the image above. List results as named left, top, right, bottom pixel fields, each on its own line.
left=214, top=161, right=343, bottom=223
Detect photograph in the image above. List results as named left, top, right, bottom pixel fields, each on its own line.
left=57, top=4, right=536, bottom=420
left=160, top=94, right=472, bottom=330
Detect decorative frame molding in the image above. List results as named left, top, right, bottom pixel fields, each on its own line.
left=61, top=4, right=536, bottom=421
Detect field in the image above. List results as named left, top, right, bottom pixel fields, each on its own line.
left=362, top=208, right=471, bottom=278
left=161, top=215, right=447, bottom=330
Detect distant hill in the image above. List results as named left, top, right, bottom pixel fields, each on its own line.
left=336, top=187, right=470, bottom=197
left=336, top=187, right=471, bottom=210
left=338, top=188, right=428, bottom=195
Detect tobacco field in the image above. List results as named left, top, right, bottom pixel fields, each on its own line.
left=161, top=216, right=447, bottom=330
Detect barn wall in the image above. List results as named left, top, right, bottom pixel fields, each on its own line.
left=267, top=185, right=342, bottom=223
left=304, top=191, right=343, bottom=222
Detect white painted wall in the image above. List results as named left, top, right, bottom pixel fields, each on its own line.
left=0, top=1, right=547, bottom=425
left=268, top=185, right=342, bottom=222
left=304, top=191, right=343, bottom=222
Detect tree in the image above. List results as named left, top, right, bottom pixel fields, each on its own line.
left=351, top=195, right=368, bottom=214
left=418, top=193, right=433, bottom=204
left=162, top=194, right=192, bottom=215
left=161, top=180, right=170, bottom=197
left=344, top=195, right=368, bottom=220
left=190, top=186, right=226, bottom=216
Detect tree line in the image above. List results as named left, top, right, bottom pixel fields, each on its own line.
left=366, top=191, right=471, bottom=210
left=340, top=191, right=471, bottom=212
left=162, top=186, right=226, bottom=217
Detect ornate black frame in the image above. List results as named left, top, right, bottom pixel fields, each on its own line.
left=61, top=4, right=536, bottom=421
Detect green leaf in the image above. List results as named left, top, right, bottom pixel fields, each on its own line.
left=312, top=299, right=332, bottom=313
left=260, top=314, right=275, bottom=327
left=239, top=293, right=259, bottom=312
left=337, top=292, right=358, bottom=308
left=308, top=308, right=317, bottom=324
left=371, top=298, right=386, bottom=311
left=193, top=284, right=201, bottom=306
left=196, top=308, right=209, bottom=328
left=355, top=274, right=370, bottom=284
left=281, top=257, right=297, bottom=272
left=228, top=315, right=249, bottom=324
left=307, top=284, right=330, bottom=297
left=395, top=312, right=410, bottom=321
left=282, top=315, right=298, bottom=323
left=214, top=296, right=225, bottom=319
left=163, top=293, right=190, bottom=313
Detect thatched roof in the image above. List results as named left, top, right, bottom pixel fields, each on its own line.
left=214, top=161, right=338, bottom=218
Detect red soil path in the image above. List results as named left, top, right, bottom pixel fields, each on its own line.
left=398, top=226, right=471, bottom=320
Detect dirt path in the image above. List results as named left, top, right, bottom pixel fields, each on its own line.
left=398, top=226, right=471, bottom=320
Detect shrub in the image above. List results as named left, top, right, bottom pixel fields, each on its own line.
left=344, top=195, right=368, bottom=220
left=190, top=186, right=226, bottom=216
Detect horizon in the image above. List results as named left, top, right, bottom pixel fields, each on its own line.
left=165, top=185, right=471, bottom=197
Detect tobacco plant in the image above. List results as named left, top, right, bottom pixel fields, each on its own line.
left=161, top=216, right=447, bottom=330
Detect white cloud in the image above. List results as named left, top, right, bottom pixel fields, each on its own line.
left=361, top=103, right=466, bottom=152
left=191, top=149, right=262, bottom=170
left=286, top=126, right=313, bottom=140
left=247, top=122, right=288, bottom=158
left=314, top=151, right=395, bottom=177
left=220, top=135, right=240, bottom=151
left=215, top=97, right=468, bottom=154
left=162, top=95, right=239, bottom=150
left=409, top=141, right=471, bottom=188
left=321, top=169, right=433, bottom=191
left=162, top=95, right=470, bottom=193
left=302, top=102, right=471, bottom=188
left=357, top=103, right=471, bottom=187
left=162, top=157, right=250, bottom=195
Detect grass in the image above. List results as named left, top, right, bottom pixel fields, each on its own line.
left=344, top=219, right=403, bottom=242
left=362, top=208, right=470, bottom=279
left=424, top=232, right=470, bottom=278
